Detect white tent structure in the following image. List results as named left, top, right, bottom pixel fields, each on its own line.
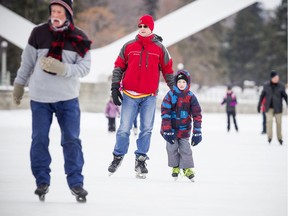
left=0, top=0, right=280, bottom=83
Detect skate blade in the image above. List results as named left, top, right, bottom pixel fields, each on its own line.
left=35, top=189, right=49, bottom=202
left=173, top=177, right=178, bottom=181
left=108, top=172, right=114, bottom=176
left=71, top=191, right=87, bottom=203
left=136, top=173, right=146, bottom=179
left=189, top=178, right=195, bottom=183
left=38, top=194, right=45, bottom=201
left=76, top=196, right=87, bottom=203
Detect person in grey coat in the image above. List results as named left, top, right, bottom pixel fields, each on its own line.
left=12, top=0, right=91, bottom=202
left=257, top=71, right=287, bottom=145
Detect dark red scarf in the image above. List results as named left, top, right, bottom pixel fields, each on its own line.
left=47, top=21, right=91, bottom=61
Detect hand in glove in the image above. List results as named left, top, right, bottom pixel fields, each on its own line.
left=162, top=130, right=175, bottom=144
left=191, top=128, right=202, bottom=146
left=40, top=56, right=66, bottom=76
left=13, top=83, right=25, bottom=105
left=111, top=83, right=123, bottom=106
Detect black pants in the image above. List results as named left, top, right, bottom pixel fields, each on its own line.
left=262, top=112, right=266, bottom=133
left=108, top=117, right=116, bottom=132
left=227, top=111, right=238, bottom=131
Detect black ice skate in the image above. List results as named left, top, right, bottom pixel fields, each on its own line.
left=34, top=184, right=49, bottom=201
left=135, top=155, right=148, bottom=179
left=108, top=155, right=123, bottom=176
left=70, top=186, right=88, bottom=203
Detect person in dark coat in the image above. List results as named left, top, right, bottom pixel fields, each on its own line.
left=257, top=71, right=287, bottom=144
left=221, top=85, right=239, bottom=132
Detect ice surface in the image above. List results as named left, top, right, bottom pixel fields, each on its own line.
left=0, top=110, right=287, bottom=216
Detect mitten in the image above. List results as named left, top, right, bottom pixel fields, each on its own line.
left=40, top=57, right=66, bottom=76
left=162, top=130, right=175, bottom=144
left=13, top=83, right=25, bottom=105
left=111, top=83, right=123, bottom=106
left=191, top=128, right=202, bottom=146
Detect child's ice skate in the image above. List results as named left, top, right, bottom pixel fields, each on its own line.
left=171, top=167, right=180, bottom=181
left=183, top=168, right=195, bottom=182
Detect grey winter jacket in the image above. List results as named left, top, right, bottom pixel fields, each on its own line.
left=14, top=22, right=91, bottom=103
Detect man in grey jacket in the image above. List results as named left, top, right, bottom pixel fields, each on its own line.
left=13, top=0, right=91, bottom=202
left=257, top=71, right=287, bottom=145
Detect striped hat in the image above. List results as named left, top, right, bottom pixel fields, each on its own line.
left=50, top=0, right=73, bottom=18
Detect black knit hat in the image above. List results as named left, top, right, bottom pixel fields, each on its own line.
left=176, top=72, right=188, bottom=83
left=270, top=70, right=278, bottom=78
left=49, top=0, right=73, bottom=22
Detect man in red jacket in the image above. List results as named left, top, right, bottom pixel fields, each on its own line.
left=108, top=14, right=174, bottom=178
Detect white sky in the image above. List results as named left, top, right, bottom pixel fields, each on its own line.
left=0, top=110, right=286, bottom=216
left=261, top=0, right=282, bottom=9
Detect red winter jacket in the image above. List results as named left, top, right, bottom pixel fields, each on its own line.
left=111, top=34, right=174, bottom=95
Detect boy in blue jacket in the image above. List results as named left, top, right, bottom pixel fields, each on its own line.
left=160, top=70, right=202, bottom=181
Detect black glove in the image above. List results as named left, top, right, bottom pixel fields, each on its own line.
left=111, top=83, right=123, bottom=106
left=162, top=130, right=175, bottom=144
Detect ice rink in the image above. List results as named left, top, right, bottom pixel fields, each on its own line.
left=0, top=109, right=287, bottom=216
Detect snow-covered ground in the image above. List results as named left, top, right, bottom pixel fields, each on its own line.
left=0, top=110, right=287, bottom=216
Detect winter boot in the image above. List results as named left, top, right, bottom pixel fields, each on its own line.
left=108, top=155, right=123, bottom=175
left=71, top=185, right=88, bottom=203
left=183, top=168, right=195, bottom=182
left=135, top=155, right=148, bottom=179
left=34, top=184, right=49, bottom=201
left=172, top=167, right=180, bottom=180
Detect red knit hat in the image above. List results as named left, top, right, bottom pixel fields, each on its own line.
left=138, top=14, right=154, bottom=31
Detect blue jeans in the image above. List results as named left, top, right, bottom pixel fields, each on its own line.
left=30, top=98, right=84, bottom=188
left=113, top=94, right=156, bottom=158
